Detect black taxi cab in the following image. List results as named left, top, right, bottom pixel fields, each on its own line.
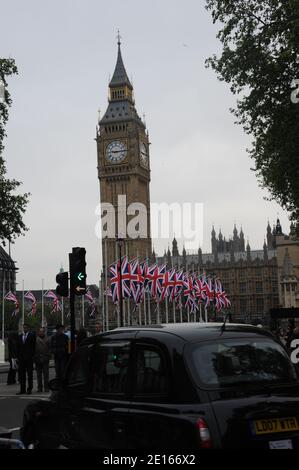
left=21, top=323, right=299, bottom=449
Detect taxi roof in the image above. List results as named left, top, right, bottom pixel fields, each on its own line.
left=86, top=322, right=274, bottom=344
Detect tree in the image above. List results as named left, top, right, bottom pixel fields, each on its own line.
left=0, top=58, right=29, bottom=245
left=205, top=0, right=299, bottom=231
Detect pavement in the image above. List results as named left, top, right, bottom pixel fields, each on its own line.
left=0, top=363, right=55, bottom=440
left=0, top=360, right=54, bottom=373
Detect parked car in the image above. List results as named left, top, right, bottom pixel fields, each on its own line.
left=21, top=322, right=299, bottom=449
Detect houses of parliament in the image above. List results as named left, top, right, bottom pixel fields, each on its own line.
left=156, top=220, right=298, bottom=322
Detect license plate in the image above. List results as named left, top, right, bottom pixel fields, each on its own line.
left=269, top=439, right=293, bottom=449
left=252, top=417, right=299, bottom=435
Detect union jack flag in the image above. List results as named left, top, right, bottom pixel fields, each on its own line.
left=25, top=291, right=37, bottom=316
left=129, top=259, right=145, bottom=303
left=160, top=268, right=176, bottom=302
left=186, top=296, right=199, bottom=314
left=4, top=291, right=19, bottom=316
left=109, top=256, right=131, bottom=303
left=183, top=274, right=195, bottom=304
left=193, top=276, right=207, bottom=304
left=44, top=290, right=58, bottom=300
left=149, top=264, right=166, bottom=301
left=44, top=290, right=61, bottom=313
left=169, top=269, right=184, bottom=302
left=203, top=277, right=215, bottom=308
left=143, top=262, right=157, bottom=292
left=214, top=279, right=231, bottom=310
left=85, top=289, right=96, bottom=317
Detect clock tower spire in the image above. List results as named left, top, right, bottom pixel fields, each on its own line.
left=97, top=38, right=152, bottom=272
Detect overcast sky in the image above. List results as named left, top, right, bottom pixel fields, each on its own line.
left=1, top=0, right=290, bottom=290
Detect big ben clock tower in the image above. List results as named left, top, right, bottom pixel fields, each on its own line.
left=97, top=37, right=152, bottom=270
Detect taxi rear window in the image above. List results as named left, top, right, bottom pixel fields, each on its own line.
left=187, top=338, right=298, bottom=389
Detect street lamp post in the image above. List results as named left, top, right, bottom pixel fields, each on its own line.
left=117, top=237, right=124, bottom=327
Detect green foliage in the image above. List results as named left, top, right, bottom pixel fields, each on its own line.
left=0, top=58, right=30, bottom=244
left=205, top=0, right=299, bottom=231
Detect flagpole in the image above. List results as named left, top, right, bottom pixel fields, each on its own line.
left=125, top=242, right=130, bottom=326
left=165, top=296, right=168, bottom=324
left=41, top=278, right=44, bottom=326
left=143, top=287, right=146, bottom=326
left=157, top=301, right=160, bottom=324
left=205, top=305, right=208, bottom=322
left=22, top=280, right=25, bottom=324
left=82, top=295, right=85, bottom=327
left=105, top=239, right=109, bottom=331
left=180, top=297, right=183, bottom=323
left=123, top=299, right=126, bottom=326
left=187, top=305, right=190, bottom=323
left=2, top=273, right=5, bottom=341
left=147, top=288, right=151, bottom=325
left=173, top=299, right=176, bottom=323
left=171, top=258, right=176, bottom=324
left=100, top=274, right=105, bottom=332
left=144, top=251, right=148, bottom=325
left=199, top=302, right=203, bottom=322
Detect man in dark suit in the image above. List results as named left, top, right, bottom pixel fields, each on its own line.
left=17, top=323, right=36, bottom=395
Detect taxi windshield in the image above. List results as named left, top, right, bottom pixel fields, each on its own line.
left=188, top=338, right=298, bottom=389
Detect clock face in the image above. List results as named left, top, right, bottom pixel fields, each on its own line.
left=140, top=142, right=148, bottom=166
left=106, top=140, right=127, bottom=164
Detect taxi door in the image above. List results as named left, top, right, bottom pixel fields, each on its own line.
left=78, top=340, right=133, bottom=449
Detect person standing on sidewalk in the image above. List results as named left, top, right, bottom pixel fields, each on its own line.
left=16, top=323, right=36, bottom=395
left=34, top=327, right=51, bottom=392
left=7, top=331, right=19, bottom=385
left=50, top=324, right=69, bottom=379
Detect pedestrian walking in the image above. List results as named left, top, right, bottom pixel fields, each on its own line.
left=76, top=328, right=87, bottom=346
left=16, top=323, right=36, bottom=395
left=50, top=324, right=69, bottom=379
left=34, top=327, right=51, bottom=392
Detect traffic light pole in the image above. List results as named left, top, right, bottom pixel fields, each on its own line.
left=69, top=252, right=76, bottom=353
left=69, top=288, right=76, bottom=353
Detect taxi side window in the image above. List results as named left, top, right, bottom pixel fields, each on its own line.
left=134, top=347, right=169, bottom=396
left=65, top=345, right=91, bottom=387
left=92, top=343, right=130, bottom=396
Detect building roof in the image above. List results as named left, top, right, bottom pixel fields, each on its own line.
left=101, top=99, right=144, bottom=126
left=0, top=246, right=17, bottom=271
left=109, top=43, right=132, bottom=89
left=158, top=249, right=276, bottom=265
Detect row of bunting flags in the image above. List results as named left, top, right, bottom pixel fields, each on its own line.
left=108, top=257, right=231, bottom=314
left=3, top=289, right=97, bottom=317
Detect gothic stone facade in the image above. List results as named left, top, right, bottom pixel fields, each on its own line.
left=157, top=222, right=294, bottom=323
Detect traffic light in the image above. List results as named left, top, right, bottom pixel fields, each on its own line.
left=56, top=271, right=69, bottom=297
left=70, top=247, right=87, bottom=296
